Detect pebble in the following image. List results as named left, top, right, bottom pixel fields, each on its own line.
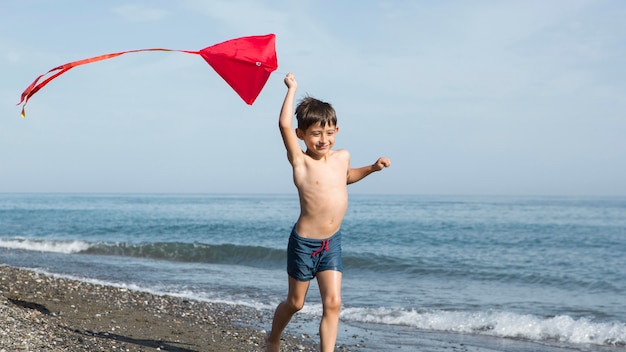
left=0, top=265, right=354, bottom=351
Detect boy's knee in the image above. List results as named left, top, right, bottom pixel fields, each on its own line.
left=286, top=297, right=306, bottom=312
left=322, top=295, right=341, bottom=312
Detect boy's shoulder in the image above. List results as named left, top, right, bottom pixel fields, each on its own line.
left=332, top=149, right=350, bottom=160
left=326, top=149, right=350, bottom=167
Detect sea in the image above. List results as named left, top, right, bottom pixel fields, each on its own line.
left=1, top=193, right=625, bottom=351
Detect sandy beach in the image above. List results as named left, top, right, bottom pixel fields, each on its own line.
left=0, top=265, right=322, bottom=352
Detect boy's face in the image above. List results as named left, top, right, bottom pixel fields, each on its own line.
left=296, top=122, right=338, bottom=157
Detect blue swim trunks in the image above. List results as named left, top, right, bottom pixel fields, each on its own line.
left=287, top=226, right=343, bottom=282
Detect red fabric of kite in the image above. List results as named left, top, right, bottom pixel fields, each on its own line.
left=199, top=34, right=277, bottom=105
left=17, top=34, right=277, bottom=117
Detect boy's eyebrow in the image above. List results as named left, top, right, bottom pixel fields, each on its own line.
left=307, top=124, right=336, bottom=132
left=310, top=128, right=335, bottom=133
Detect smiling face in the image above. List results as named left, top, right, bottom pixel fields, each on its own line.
left=297, top=122, right=339, bottom=159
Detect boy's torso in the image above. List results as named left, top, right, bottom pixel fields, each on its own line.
left=293, top=149, right=349, bottom=239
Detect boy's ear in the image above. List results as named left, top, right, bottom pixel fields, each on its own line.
left=295, top=128, right=304, bottom=139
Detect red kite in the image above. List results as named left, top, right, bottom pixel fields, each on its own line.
left=17, top=34, right=278, bottom=117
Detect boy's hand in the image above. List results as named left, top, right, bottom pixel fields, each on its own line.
left=373, top=157, right=391, bottom=171
left=284, top=73, right=297, bottom=89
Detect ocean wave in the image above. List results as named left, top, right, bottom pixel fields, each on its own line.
left=340, top=307, right=626, bottom=346
left=0, top=238, right=286, bottom=268
left=0, top=237, right=426, bottom=274
left=0, top=238, right=92, bottom=254
left=82, top=242, right=285, bottom=268
left=0, top=238, right=621, bottom=293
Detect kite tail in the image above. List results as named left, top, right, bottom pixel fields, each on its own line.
left=17, top=48, right=199, bottom=118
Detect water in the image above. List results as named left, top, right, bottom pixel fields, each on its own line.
left=1, top=193, right=625, bottom=350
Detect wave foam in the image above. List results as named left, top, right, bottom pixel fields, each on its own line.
left=340, top=307, right=626, bottom=346
left=0, top=238, right=92, bottom=254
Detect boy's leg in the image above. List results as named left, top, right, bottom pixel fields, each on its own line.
left=316, top=270, right=342, bottom=352
left=266, top=276, right=310, bottom=352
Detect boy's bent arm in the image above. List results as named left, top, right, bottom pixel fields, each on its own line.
left=279, top=73, right=302, bottom=166
left=347, top=157, right=391, bottom=184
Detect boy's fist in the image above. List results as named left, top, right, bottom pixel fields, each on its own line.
left=284, top=73, right=297, bottom=89
left=373, top=157, right=391, bottom=171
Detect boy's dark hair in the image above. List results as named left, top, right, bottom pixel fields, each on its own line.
left=295, top=96, right=337, bottom=131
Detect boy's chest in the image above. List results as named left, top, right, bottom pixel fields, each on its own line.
left=295, top=159, right=348, bottom=188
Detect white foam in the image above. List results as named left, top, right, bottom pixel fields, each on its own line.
left=158, top=289, right=276, bottom=311
left=24, top=268, right=277, bottom=312
left=25, top=268, right=170, bottom=296
left=0, top=238, right=92, bottom=254
left=340, top=307, right=626, bottom=346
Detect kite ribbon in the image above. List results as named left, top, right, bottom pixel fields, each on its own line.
left=18, top=34, right=278, bottom=117
left=17, top=48, right=193, bottom=118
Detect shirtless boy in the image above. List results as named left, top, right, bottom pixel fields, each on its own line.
left=266, top=73, right=391, bottom=352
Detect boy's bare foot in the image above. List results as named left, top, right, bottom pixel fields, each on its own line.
left=265, top=341, right=280, bottom=352
left=265, top=332, right=280, bottom=352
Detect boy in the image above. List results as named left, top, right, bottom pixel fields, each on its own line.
left=266, top=73, right=391, bottom=352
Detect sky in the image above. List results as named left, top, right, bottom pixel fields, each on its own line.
left=1, top=0, right=625, bottom=196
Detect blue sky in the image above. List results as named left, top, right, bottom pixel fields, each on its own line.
left=1, top=1, right=625, bottom=195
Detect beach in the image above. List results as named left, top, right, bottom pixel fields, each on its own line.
left=1, top=194, right=624, bottom=351
left=0, top=265, right=319, bottom=352
left=5, top=265, right=619, bottom=352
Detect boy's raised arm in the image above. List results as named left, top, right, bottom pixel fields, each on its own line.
left=279, top=73, right=302, bottom=166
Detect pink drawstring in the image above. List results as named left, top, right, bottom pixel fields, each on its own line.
left=311, top=239, right=330, bottom=257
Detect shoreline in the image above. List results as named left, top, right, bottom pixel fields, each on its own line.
left=1, top=265, right=623, bottom=352
left=0, top=265, right=324, bottom=351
